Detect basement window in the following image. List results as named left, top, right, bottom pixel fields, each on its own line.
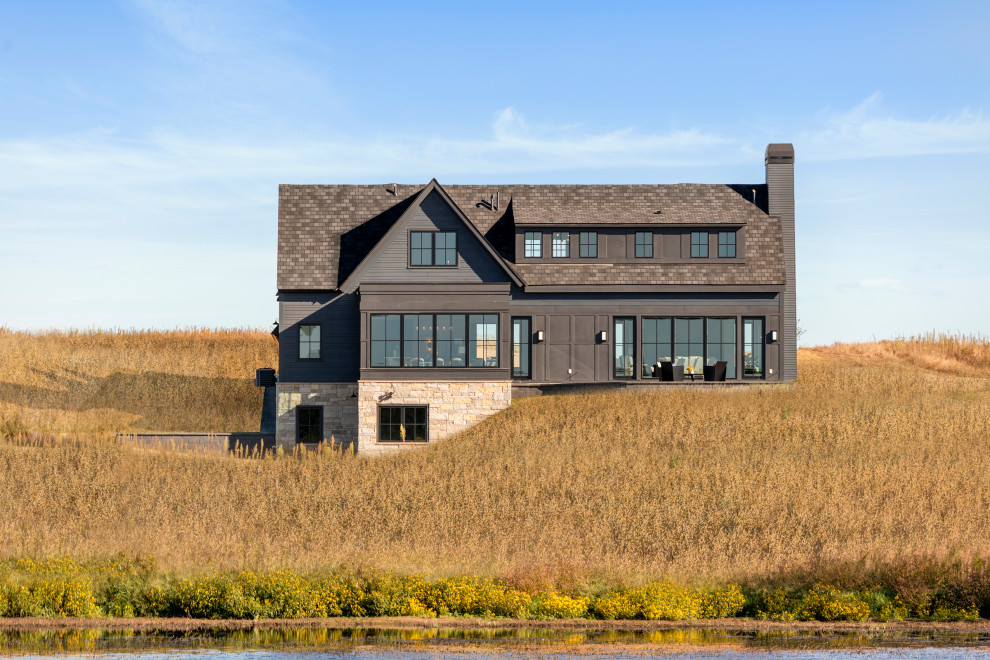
left=296, top=406, right=323, bottom=444
left=378, top=405, right=428, bottom=443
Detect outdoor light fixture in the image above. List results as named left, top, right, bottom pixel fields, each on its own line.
left=599, top=330, right=607, bottom=342
left=770, top=330, right=778, bottom=342
left=536, top=330, right=544, bottom=342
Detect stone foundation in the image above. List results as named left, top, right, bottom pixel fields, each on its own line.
left=357, top=381, right=512, bottom=456
left=275, top=382, right=358, bottom=449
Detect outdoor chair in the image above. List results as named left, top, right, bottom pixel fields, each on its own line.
left=658, top=361, right=684, bottom=382
left=703, top=361, right=728, bottom=381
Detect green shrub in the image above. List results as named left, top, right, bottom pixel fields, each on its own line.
left=796, top=584, right=870, bottom=621
left=750, top=587, right=799, bottom=621
left=698, top=584, right=746, bottom=619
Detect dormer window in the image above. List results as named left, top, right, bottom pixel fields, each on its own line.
left=635, top=232, right=653, bottom=258
left=524, top=231, right=542, bottom=258
left=691, top=231, right=709, bottom=258
left=552, top=232, right=570, bottom=258
left=410, top=231, right=457, bottom=266
left=579, top=232, right=598, bottom=258
left=718, top=231, right=736, bottom=258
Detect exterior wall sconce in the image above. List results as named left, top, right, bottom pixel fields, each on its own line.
left=598, top=330, right=608, bottom=342
left=770, top=330, right=778, bottom=342
left=535, top=330, right=544, bottom=342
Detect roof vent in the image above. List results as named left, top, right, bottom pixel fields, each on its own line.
left=385, top=184, right=397, bottom=195
left=752, top=188, right=756, bottom=204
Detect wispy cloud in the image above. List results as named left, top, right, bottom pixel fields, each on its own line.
left=800, top=92, right=990, bottom=161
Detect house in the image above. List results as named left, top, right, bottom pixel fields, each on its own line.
left=275, top=143, right=796, bottom=454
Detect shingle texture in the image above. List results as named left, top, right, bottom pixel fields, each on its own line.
left=278, top=183, right=783, bottom=290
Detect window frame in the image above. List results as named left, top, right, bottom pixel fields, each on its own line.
left=524, top=231, right=542, bottom=258
left=705, top=317, right=737, bottom=379
left=511, top=317, right=532, bottom=379
left=552, top=231, right=570, bottom=258
left=298, top=323, right=322, bottom=361
left=295, top=405, right=323, bottom=445
left=742, top=317, right=765, bottom=379
left=635, top=231, right=654, bottom=258
left=369, top=313, right=499, bottom=369
left=690, top=231, right=709, bottom=258
left=409, top=230, right=458, bottom=267
left=613, top=317, right=636, bottom=379
left=579, top=231, right=598, bottom=258
left=641, top=317, right=673, bottom=377
left=718, top=231, right=736, bottom=258
left=377, top=405, right=429, bottom=443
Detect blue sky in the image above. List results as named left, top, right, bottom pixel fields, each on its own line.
left=2, top=1, right=988, bottom=345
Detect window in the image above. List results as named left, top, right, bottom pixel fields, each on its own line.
left=641, top=317, right=672, bottom=377
left=743, top=318, right=765, bottom=378
left=410, top=231, right=457, bottom=266
left=706, top=318, right=737, bottom=378
left=371, top=313, right=499, bottom=368
left=296, top=406, right=323, bottom=444
left=469, top=314, right=499, bottom=367
left=436, top=314, right=466, bottom=367
left=512, top=317, right=531, bottom=378
left=298, top=324, right=321, bottom=360
left=690, top=231, right=709, bottom=258
left=614, top=317, right=635, bottom=378
left=552, top=232, right=570, bottom=258
left=524, top=232, right=542, bottom=258
left=403, top=314, right=434, bottom=367
left=635, top=232, right=653, bottom=258
left=674, top=318, right=704, bottom=375
left=370, top=314, right=401, bottom=367
left=378, top=405, right=428, bottom=443
left=718, top=231, right=736, bottom=258
left=579, top=232, right=598, bottom=258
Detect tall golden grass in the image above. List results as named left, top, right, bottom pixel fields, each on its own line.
left=0, top=327, right=277, bottom=434
left=0, top=330, right=988, bottom=586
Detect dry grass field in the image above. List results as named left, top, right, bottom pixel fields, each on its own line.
left=0, top=329, right=989, bottom=589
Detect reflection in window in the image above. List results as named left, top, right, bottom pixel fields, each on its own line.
left=674, top=318, right=704, bottom=374
left=512, top=317, right=531, bottom=378
left=403, top=314, right=434, bottom=367
left=718, top=231, right=736, bottom=258
left=436, top=314, right=466, bottom=367
left=299, top=324, right=321, bottom=359
left=635, top=232, right=653, bottom=258
left=469, top=314, right=499, bottom=367
left=579, top=232, right=598, bottom=258
left=691, top=231, right=709, bottom=258
left=706, top=318, right=737, bottom=378
left=614, top=317, right=635, bottom=378
left=410, top=231, right=433, bottom=265
left=743, top=318, right=765, bottom=378
left=378, top=406, right=427, bottom=443
left=642, top=317, right=672, bottom=376
left=370, top=314, right=401, bottom=367
left=524, top=232, right=542, bottom=258
left=552, top=232, right=570, bottom=258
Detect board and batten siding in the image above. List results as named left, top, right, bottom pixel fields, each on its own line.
left=278, top=292, right=360, bottom=383
left=766, top=145, right=797, bottom=382
left=356, top=190, right=511, bottom=285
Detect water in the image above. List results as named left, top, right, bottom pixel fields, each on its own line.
left=1, top=626, right=988, bottom=658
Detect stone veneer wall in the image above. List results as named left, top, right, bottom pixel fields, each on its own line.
left=358, top=381, right=511, bottom=456
left=275, top=382, right=358, bottom=448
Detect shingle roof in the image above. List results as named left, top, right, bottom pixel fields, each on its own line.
left=277, top=182, right=782, bottom=290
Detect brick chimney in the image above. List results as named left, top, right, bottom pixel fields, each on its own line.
left=765, top=143, right=796, bottom=381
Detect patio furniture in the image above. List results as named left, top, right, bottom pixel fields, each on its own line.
left=703, top=361, right=728, bottom=382
left=658, top=361, right=684, bottom=382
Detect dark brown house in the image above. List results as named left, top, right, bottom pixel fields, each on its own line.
left=275, top=143, right=796, bottom=453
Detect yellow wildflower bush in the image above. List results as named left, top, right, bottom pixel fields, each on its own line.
left=532, top=592, right=588, bottom=619
left=752, top=587, right=798, bottom=621
left=310, top=575, right=365, bottom=617
left=589, top=590, right=638, bottom=620
left=361, top=574, right=435, bottom=617
left=169, top=572, right=258, bottom=619
left=632, top=582, right=701, bottom=621
left=796, top=584, right=870, bottom=622
left=237, top=569, right=314, bottom=619
left=698, top=583, right=746, bottom=619
left=415, top=576, right=531, bottom=618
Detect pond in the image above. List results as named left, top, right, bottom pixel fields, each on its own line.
left=2, top=626, right=989, bottom=658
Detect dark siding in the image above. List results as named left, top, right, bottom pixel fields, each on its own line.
left=279, top=292, right=360, bottom=382
left=358, top=190, right=509, bottom=285
left=767, top=158, right=797, bottom=381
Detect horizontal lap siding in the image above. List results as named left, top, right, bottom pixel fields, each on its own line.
left=279, top=292, right=360, bottom=382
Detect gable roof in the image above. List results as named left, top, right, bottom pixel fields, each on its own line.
left=338, top=180, right=523, bottom=292
left=277, top=182, right=779, bottom=291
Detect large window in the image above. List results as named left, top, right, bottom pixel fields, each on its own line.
left=371, top=313, right=499, bottom=368
left=718, top=231, right=736, bottom=258
left=641, top=317, right=672, bottom=376
left=552, top=232, right=570, bottom=258
left=296, top=406, right=323, bottom=444
left=298, top=324, right=321, bottom=360
left=743, top=317, right=765, bottom=378
left=410, top=231, right=457, bottom=266
left=635, top=232, right=653, bottom=258
left=524, top=231, right=542, bottom=258
left=370, top=314, right=401, bottom=367
left=706, top=318, right=737, bottom=378
left=674, top=318, right=704, bottom=375
left=512, top=317, right=531, bottom=378
left=436, top=314, right=466, bottom=367
left=579, top=232, right=598, bottom=258
left=690, top=231, right=709, bottom=258
left=378, top=405, right=428, bottom=443
left=614, top=317, right=635, bottom=378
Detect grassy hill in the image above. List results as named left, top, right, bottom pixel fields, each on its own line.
left=0, top=329, right=989, bottom=590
